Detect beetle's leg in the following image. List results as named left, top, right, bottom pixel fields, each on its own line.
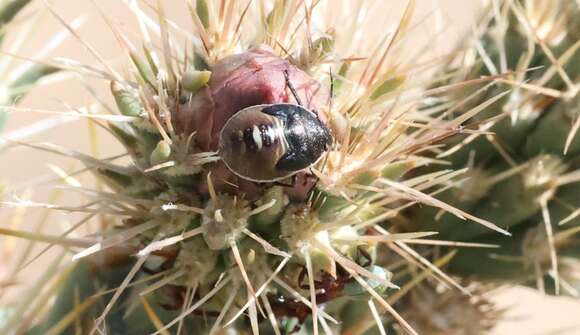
left=298, top=266, right=326, bottom=290
left=304, top=169, right=320, bottom=186
left=298, top=266, right=309, bottom=289
left=291, top=174, right=297, bottom=187
left=326, top=67, right=335, bottom=119
left=141, top=265, right=158, bottom=275
left=283, top=69, right=303, bottom=106
left=272, top=174, right=297, bottom=188
left=329, top=67, right=335, bottom=101
left=357, top=247, right=373, bottom=267
left=311, top=108, right=322, bottom=121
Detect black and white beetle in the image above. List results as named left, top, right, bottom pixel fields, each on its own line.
left=218, top=70, right=332, bottom=183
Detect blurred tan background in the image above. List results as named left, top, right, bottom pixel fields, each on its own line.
left=1, top=0, right=579, bottom=334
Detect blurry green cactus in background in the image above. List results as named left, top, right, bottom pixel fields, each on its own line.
left=0, top=0, right=58, bottom=132
left=0, top=1, right=579, bottom=335
left=410, top=0, right=580, bottom=298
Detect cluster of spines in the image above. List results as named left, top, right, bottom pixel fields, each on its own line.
left=411, top=0, right=580, bottom=299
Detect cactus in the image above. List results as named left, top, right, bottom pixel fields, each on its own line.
left=1, top=1, right=580, bottom=335
left=409, top=0, right=580, bottom=299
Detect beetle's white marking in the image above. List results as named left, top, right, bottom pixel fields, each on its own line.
left=252, top=125, right=263, bottom=151
left=272, top=118, right=288, bottom=154
left=218, top=103, right=331, bottom=183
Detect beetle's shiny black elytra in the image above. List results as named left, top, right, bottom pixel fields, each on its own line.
left=218, top=103, right=332, bottom=182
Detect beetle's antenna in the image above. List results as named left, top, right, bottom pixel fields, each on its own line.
left=329, top=67, right=334, bottom=115
left=329, top=67, right=334, bottom=102
left=284, top=69, right=303, bottom=106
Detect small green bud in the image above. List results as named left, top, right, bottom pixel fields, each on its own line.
left=150, top=140, right=172, bottom=166
left=110, top=81, right=143, bottom=117
left=142, top=44, right=159, bottom=76
left=129, top=51, right=155, bottom=86
left=181, top=69, right=211, bottom=93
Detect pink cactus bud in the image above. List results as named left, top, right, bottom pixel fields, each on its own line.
left=177, top=45, right=330, bottom=199
left=176, top=44, right=330, bottom=150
